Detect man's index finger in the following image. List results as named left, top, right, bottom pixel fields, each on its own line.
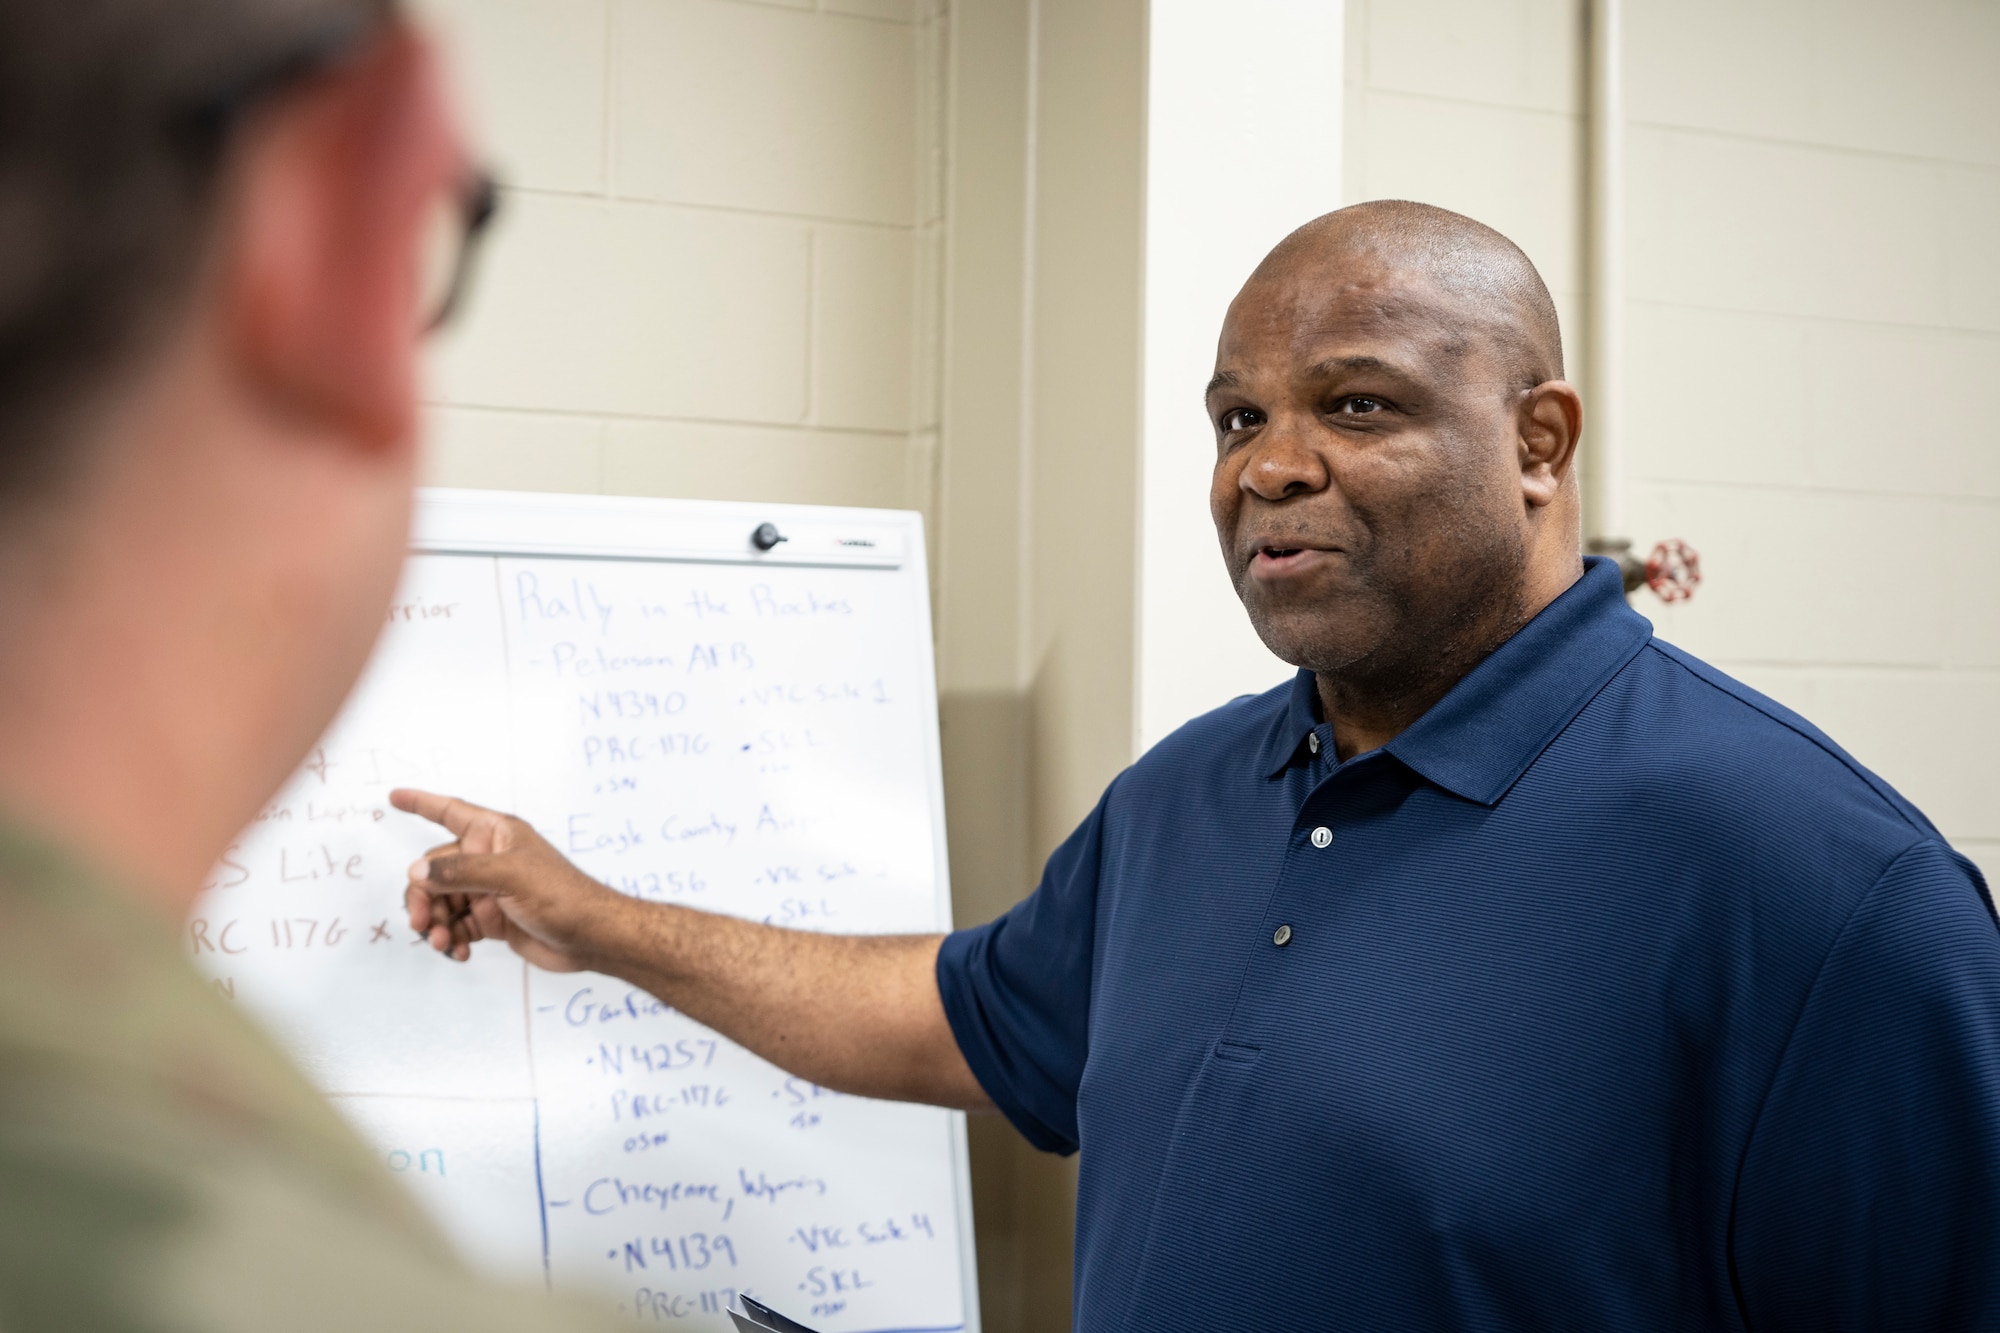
left=390, top=787, right=494, bottom=837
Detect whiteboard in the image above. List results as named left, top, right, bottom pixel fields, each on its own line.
left=187, top=489, right=979, bottom=1333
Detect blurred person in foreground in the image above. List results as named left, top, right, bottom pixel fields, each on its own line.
left=0, top=2, right=616, bottom=1329
left=402, top=199, right=2000, bottom=1331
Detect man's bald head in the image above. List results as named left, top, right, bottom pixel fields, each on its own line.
left=1251, top=200, right=1564, bottom=392
left=1207, top=201, right=1585, bottom=754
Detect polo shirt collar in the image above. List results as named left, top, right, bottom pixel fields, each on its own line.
left=1260, top=665, right=1327, bottom=778
left=1257, top=557, right=1654, bottom=805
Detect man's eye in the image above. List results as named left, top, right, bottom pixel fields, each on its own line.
left=1333, top=396, right=1384, bottom=416
left=1219, top=408, right=1263, bottom=432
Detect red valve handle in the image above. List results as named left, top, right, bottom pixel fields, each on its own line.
left=1644, top=538, right=1701, bottom=603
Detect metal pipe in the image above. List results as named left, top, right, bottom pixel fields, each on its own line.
left=1585, top=0, right=1628, bottom=553
left=1580, top=0, right=1704, bottom=604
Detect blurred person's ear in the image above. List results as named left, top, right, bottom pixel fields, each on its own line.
left=225, top=19, right=460, bottom=457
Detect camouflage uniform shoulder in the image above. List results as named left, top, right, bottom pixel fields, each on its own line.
left=0, top=823, right=622, bottom=1333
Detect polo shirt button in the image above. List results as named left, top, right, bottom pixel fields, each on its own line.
left=1307, top=733, right=1320, bottom=755
left=1310, top=826, right=1332, bottom=848
left=1273, top=924, right=1293, bottom=947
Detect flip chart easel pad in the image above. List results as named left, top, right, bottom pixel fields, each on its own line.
left=188, top=489, right=979, bottom=1333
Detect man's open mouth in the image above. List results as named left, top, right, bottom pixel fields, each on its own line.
left=1251, top=545, right=1326, bottom=577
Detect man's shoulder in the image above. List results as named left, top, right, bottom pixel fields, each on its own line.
left=1123, top=674, right=1299, bottom=787
left=1633, top=640, right=1931, bottom=820
left=1545, top=641, right=1991, bottom=1013
left=1591, top=638, right=1947, bottom=875
left=0, top=823, right=624, bottom=1333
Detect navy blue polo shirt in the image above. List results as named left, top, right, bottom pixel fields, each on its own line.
left=937, top=557, right=2000, bottom=1332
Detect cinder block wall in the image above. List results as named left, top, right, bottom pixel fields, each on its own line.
left=419, top=0, right=944, bottom=520
left=1345, top=0, right=2000, bottom=886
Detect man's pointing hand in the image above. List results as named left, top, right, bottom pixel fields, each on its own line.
left=392, top=787, right=625, bottom=973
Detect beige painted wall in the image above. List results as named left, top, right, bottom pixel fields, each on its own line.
left=1344, top=0, right=2000, bottom=888
left=419, top=0, right=945, bottom=520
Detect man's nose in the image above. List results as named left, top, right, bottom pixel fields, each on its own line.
left=1238, top=414, right=1329, bottom=502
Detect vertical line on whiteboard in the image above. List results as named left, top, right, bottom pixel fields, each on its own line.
left=523, top=960, right=548, bottom=1286
left=532, top=1096, right=551, bottom=1288
left=494, top=555, right=549, bottom=1286
left=525, top=958, right=548, bottom=1285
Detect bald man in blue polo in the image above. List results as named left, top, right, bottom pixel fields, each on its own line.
left=404, top=201, right=2000, bottom=1331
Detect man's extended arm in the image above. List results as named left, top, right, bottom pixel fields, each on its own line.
left=391, top=788, right=992, bottom=1111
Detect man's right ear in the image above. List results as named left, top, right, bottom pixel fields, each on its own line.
left=223, top=20, right=461, bottom=456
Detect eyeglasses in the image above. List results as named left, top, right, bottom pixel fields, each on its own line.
left=183, top=10, right=501, bottom=334
left=419, top=170, right=500, bottom=332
